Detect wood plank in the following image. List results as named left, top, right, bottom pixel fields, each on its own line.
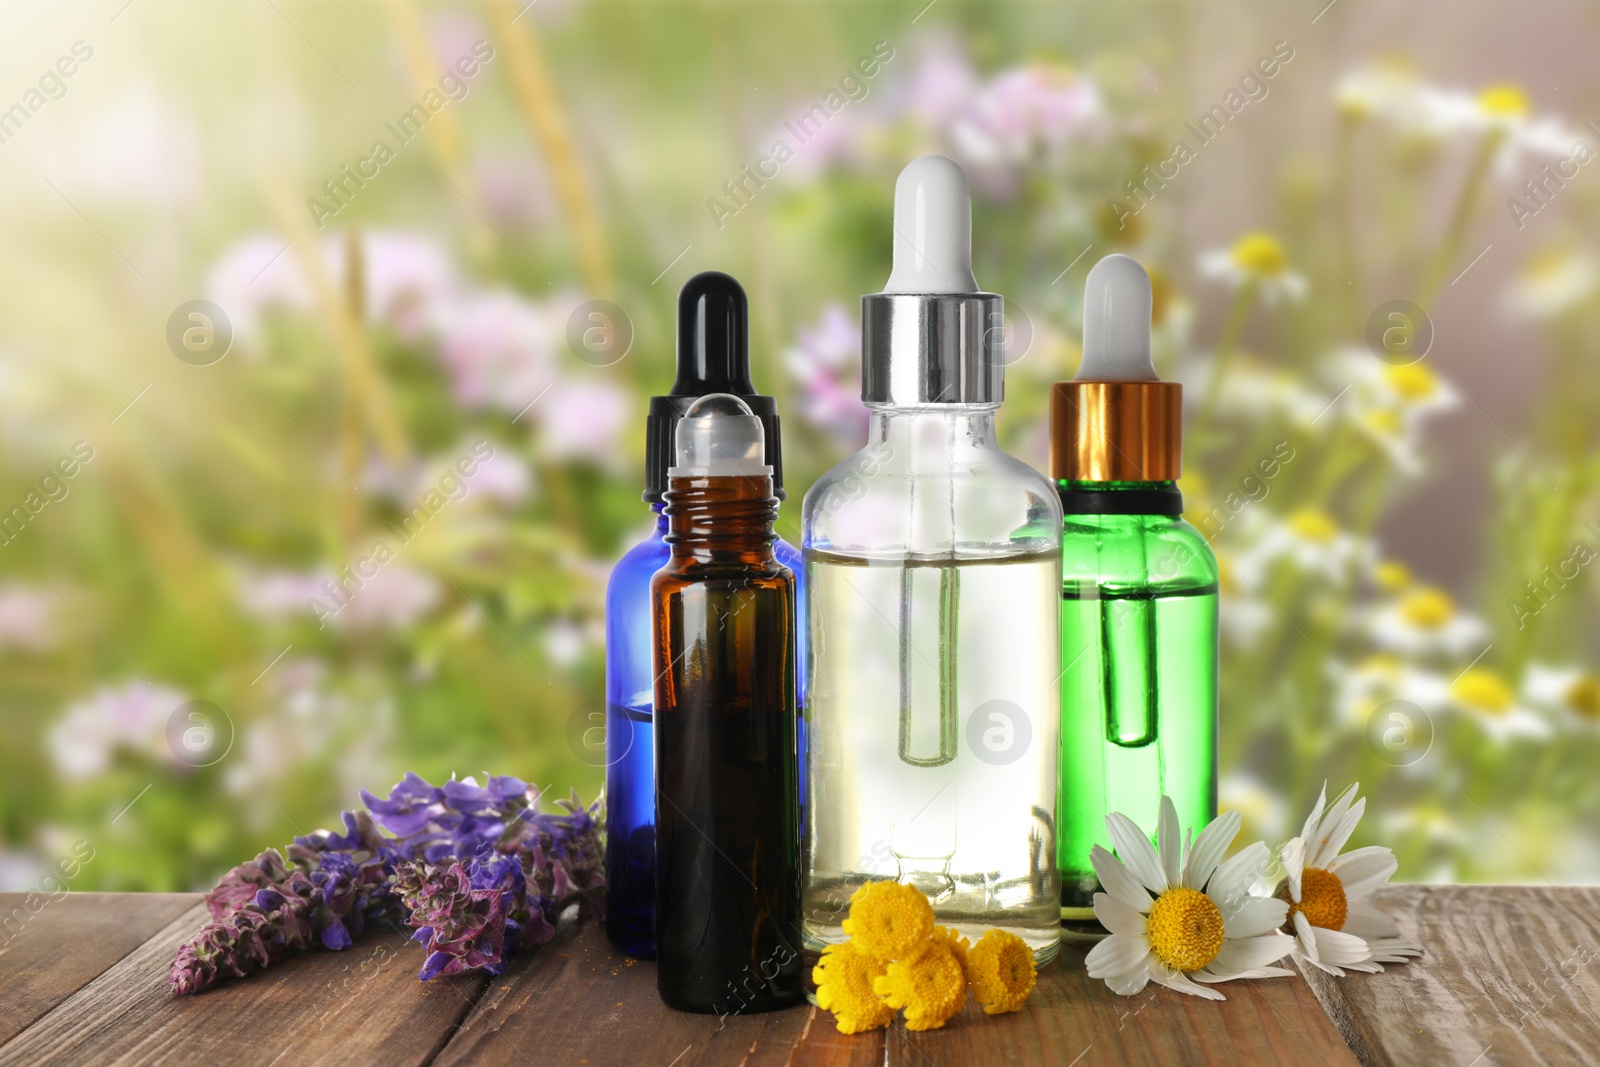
left=1299, top=885, right=1600, bottom=1067
left=871, top=932, right=1357, bottom=1067
left=431, top=920, right=878, bottom=1067
left=0, top=892, right=198, bottom=1045
left=432, top=919, right=1354, bottom=1067
left=0, top=901, right=489, bottom=1066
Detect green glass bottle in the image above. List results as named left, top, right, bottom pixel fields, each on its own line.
left=1050, top=256, right=1218, bottom=920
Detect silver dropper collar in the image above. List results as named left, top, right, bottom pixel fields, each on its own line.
left=860, top=156, right=1004, bottom=406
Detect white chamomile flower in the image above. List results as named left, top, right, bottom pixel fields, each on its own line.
left=1504, top=249, right=1600, bottom=322
left=1235, top=508, right=1370, bottom=587
left=1365, top=584, right=1488, bottom=658
left=1523, top=663, right=1600, bottom=731
left=1085, top=797, right=1295, bottom=1001
left=1277, top=784, right=1422, bottom=977
left=1198, top=232, right=1307, bottom=305
left=1447, top=667, right=1552, bottom=741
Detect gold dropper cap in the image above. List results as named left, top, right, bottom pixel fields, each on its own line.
left=1048, top=380, right=1182, bottom=482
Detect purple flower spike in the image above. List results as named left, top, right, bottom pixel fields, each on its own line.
left=170, top=772, right=604, bottom=996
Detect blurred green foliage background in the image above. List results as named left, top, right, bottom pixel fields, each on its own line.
left=1, top=0, right=1598, bottom=892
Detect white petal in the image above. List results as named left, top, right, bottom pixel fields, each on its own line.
left=1297, top=782, right=1329, bottom=843
left=1091, top=844, right=1154, bottom=913
left=1210, top=841, right=1269, bottom=907
left=1093, top=891, right=1149, bottom=939
left=1329, top=846, right=1397, bottom=899
left=1309, top=923, right=1373, bottom=965
left=1366, top=937, right=1423, bottom=963
left=1158, top=796, right=1183, bottom=888
left=1343, top=900, right=1401, bottom=940
left=1151, top=963, right=1227, bottom=1000
left=1107, top=812, right=1169, bottom=894
left=1223, top=895, right=1289, bottom=939
left=1280, top=837, right=1306, bottom=902
left=1184, top=809, right=1241, bottom=892
left=1210, top=932, right=1295, bottom=974
left=1104, top=961, right=1153, bottom=996
left=1309, top=790, right=1364, bottom=868
left=1193, top=964, right=1295, bottom=983
left=1087, top=932, right=1153, bottom=981
left=1293, top=912, right=1321, bottom=964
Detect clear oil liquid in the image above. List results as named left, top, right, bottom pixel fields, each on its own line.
left=802, top=547, right=1061, bottom=964
left=1057, top=582, right=1218, bottom=911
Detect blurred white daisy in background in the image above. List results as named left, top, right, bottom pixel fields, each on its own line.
left=1278, top=783, right=1423, bottom=976
left=1365, top=584, right=1488, bottom=658
left=1328, top=655, right=1450, bottom=742
left=1235, top=508, right=1370, bottom=586
left=1213, top=550, right=1274, bottom=646
left=1085, top=799, right=1295, bottom=1000
left=1220, top=773, right=1287, bottom=844
left=1325, top=350, right=1460, bottom=476
left=47, top=680, right=189, bottom=779
left=1446, top=666, right=1552, bottom=741
left=1199, top=233, right=1307, bottom=305
left=1504, top=249, right=1600, bottom=321
left=1180, top=355, right=1329, bottom=430
left=1335, top=59, right=1426, bottom=127
left=1522, top=664, right=1600, bottom=731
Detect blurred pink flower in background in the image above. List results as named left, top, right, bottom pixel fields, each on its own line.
left=48, top=681, right=189, bottom=779
left=233, top=563, right=442, bottom=632
left=0, top=584, right=57, bottom=653
left=207, top=234, right=314, bottom=343
left=949, top=63, right=1104, bottom=193
left=430, top=289, right=560, bottom=413
left=348, top=231, right=458, bottom=337
left=535, top=378, right=632, bottom=466
left=786, top=304, right=866, bottom=449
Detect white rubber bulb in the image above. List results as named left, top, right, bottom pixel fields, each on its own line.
left=884, top=155, right=980, bottom=294
left=1079, top=253, right=1158, bottom=381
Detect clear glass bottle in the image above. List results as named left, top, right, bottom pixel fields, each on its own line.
left=605, top=272, right=800, bottom=958
left=1050, top=255, right=1218, bottom=919
left=801, top=157, right=1062, bottom=965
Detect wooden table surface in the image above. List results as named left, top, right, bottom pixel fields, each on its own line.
left=1, top=886, right=1595, bottom=1066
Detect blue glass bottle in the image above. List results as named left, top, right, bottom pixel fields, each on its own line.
left=604, top=272, right=801, bottom=957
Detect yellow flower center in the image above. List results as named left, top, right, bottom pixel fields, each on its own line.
left=1231, top=232, right=1289, bottom=276
left=1363, top=409, right=1403, bottom=436
left=1452, top=667, right=1514, bottom=714
left=1477, top=83, right=1530, bottom=121
left=1399, top=586, right=1454, bottom=629
left=1384, top=362, right=1438, bottom=402
left=1287, top=508, right=1339, bottom=543
left=1564, top=674, right=1600, bottom=720
left=1284, top=866, right=1348, bottom=931
left=1145, top=887, right=1225, bottom=973
left=1375, top=560, right=1412, bottom=592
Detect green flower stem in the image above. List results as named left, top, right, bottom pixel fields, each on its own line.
left=1419, top=130, right=1503, bottom=308
left=1192, top=279, right=1258, bottom=450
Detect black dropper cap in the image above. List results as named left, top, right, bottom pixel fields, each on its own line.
left=644, top=271, right=785, bottom=502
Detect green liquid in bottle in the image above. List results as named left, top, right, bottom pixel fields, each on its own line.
left=1056, top=497, right=1219, bottom=916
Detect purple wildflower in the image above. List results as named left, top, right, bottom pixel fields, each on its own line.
left=170, top=773, right=604, bottom=996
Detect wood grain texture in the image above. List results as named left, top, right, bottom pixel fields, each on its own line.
left=7, top=888, right=1599, bottom=1066
left=1299, top=885, right=1600, bottom=1067
left=0, top=892, right=198, bottom=1045
left=0, top=901, right=487, bottom=1067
